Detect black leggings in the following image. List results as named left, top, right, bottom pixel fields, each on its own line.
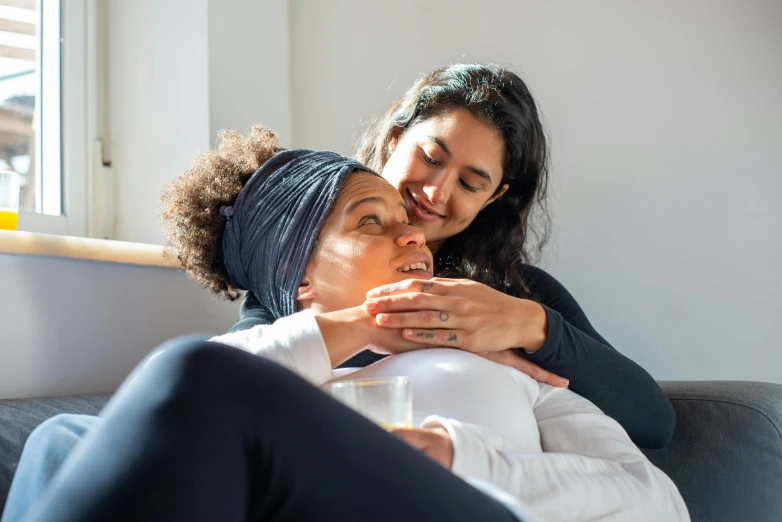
left=25, top=337, right=519, bottom=522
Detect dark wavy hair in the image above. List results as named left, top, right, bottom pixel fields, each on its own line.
left=356, top=63, right=551, bottom=298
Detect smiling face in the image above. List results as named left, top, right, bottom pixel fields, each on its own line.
left=382, top=109, right=509, bottom=253
left=297, top=172, right=434, bottom=314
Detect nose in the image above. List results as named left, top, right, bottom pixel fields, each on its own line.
left=396, top=222, right=426, bottom=247
left=422, top=170, right=454, bottom=206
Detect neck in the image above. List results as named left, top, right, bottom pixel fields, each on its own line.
left=427, top=240, right=444, bottom=255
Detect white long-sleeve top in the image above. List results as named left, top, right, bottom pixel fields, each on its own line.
left=212, top=310, right=689, bottom=522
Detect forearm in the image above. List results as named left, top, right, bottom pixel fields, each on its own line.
left=427, top=418, right=688, bottom=522
left=315, top=307, right=375, bottom=366
left=476, top=450, right=688, bottom=522
left=508, top=299, right=548, bottom=353
left=212, top=308, right=374, bottom=386
left=425, top=401, right=688, bottom=522
left=521, top=306, right=675, bottom=448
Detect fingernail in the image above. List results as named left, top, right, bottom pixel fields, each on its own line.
left=403, top=329, right=414, bottom=336
left=364, top=300, right=377, bottom=313
left=560, top=378, right=570, bottom=388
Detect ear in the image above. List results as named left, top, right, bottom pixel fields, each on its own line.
left=388, top=125, right=404, bottom=153
left=482, top=183, right=510, bottom=209
left=296, top=275, right=316, bottom=307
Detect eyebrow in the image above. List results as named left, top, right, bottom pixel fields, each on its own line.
left=345, top=196, right=407, bottom=216
left=427, top=135, right=494, bottom=183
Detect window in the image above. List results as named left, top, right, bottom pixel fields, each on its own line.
left=0, top=0, right=93, bottom=237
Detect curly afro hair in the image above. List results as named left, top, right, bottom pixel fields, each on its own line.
left=160, top=126, right=285, bottom=301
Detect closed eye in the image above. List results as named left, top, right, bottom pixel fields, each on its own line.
left=422, top=150, right=440, bottom=166
left=460, top=179, right=480, bottom=193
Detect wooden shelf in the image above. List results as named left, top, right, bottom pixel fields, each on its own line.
left=0, top=230, right=179, bottom=268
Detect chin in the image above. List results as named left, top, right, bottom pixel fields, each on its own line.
left=393, top=271, right=433, bottom=281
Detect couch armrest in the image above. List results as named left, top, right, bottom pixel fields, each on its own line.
left=643, top=381, right=782, bottom=522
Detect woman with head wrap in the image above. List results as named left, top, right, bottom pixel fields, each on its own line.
left=6, top=128, right=688, bottom=522
left=4, top=68, right=675, bottom=511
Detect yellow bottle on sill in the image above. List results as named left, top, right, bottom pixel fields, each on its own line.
left=0, top=209, right=18, bottom=231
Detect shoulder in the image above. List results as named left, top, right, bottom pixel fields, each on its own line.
left=520, top=263, right=559, bottom=286
left=519, top=264, right=575, bottom=306
left=519, top=263, right=608, bottom=343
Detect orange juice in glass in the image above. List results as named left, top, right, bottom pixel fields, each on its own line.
left=329, top=376, right=413, bottom=430
left=0, top=171, right=20, bottom=231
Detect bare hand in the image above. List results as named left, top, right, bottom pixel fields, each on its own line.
left=480, top=349, right=569, bottom=388
left=389, top=427, right=454, bottom=469
left=364, top=278, right=547, bottom=354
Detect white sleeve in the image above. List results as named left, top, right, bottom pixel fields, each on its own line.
left=422, top=386, right=690, bottom=522
left=209, top=310, right=333, bottom=386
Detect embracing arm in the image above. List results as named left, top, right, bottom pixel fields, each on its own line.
left=423, top=386, right=689, bottom=522
left=365, top=269, right=676, bottom=449
left=230, top=292, right=388, bottom=368
left=519, top=266, right=675, bottom=448
left=213, top=308, right=384, bottom=386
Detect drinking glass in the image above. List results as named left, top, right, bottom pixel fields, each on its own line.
left=329, top=376, right=413, bottom=429
left=0, top=171, right=20, bottom=231
left=0, top=171, right=19, bottom=230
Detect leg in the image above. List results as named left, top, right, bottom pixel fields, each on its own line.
left=1, top=415, right=101, bottom=522
left=25, top=338, right=520, bottom=522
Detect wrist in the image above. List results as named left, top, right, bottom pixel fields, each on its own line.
left=315, top=306, right=374, bottom=366
left=512, top=299, right=548, bottom=353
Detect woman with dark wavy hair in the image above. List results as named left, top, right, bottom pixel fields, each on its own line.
left=237, top=63, right=675, bottom=449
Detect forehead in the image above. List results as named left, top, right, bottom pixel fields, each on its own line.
left=411, top=110, right=504, bottom=165
left=419, top=110, right=501, bottom=139
left=333, top=171, right=403, bottom=208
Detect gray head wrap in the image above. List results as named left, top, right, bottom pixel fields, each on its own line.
left=221, top=149, right=374, bottom=320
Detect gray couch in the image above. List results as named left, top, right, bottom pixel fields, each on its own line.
left=1, top=381, right=781, bottom=521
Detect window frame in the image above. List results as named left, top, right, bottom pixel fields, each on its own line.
left=17, top=0, right=95, bottom=237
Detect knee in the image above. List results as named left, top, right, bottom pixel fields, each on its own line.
left=28, top=414, right=100, bottom=450
left=136, top=337, right=264, bottom=411
left=137, top=336, right=308, bottom=413
left=20, top=414, right=99, bottom=476
left=148, top=336, right=250, bottom=382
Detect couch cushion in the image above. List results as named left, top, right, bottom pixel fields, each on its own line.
left=643, top=381, right=782, bottom=522
left=3, top=383, right=781, bottom=521
left=0, top=394, right=111, bottom=515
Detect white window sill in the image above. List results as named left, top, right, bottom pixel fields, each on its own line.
left=0, top=230, right=177, bottom=268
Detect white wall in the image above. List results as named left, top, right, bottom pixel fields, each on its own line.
left=109, top=0, right=211, bottom=245
left=208, top=0, right=293, bottom=146
left=108, top=0, right=293, bottom=245
left=0, top=253, right=239, bottom=399
left=290, top=0, right=782, bottom=382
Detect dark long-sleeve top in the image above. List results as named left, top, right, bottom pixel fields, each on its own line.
left=230, top=265, right=675, bottom=449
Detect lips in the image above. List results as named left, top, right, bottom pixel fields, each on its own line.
left=405, top=189, right=445, bottom=223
